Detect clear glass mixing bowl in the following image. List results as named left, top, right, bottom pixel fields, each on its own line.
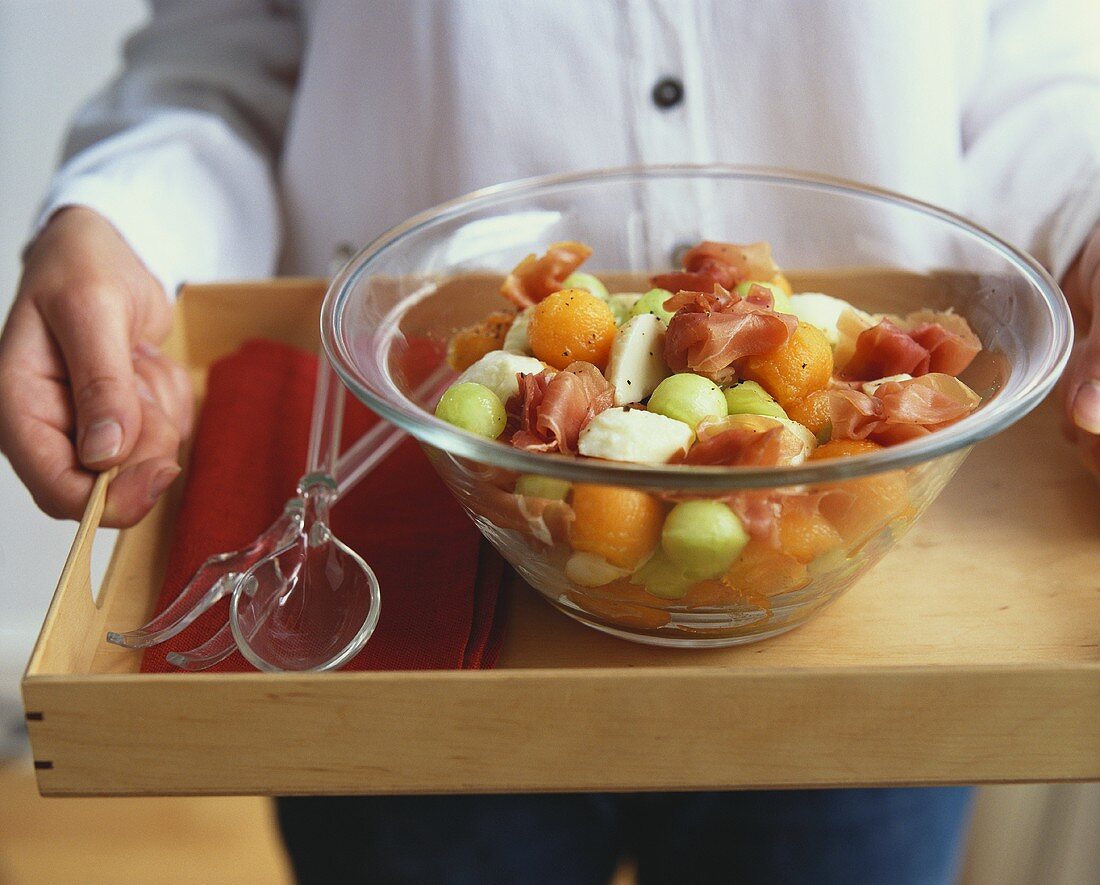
left=321, top=166, right=1071, bottom=647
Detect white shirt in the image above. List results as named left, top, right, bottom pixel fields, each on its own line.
left=36, top=0, right=1100, bottom=296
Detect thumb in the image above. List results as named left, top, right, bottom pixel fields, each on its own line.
left=1063, top=227, right=1100, bottom=438
left=1068, top=338, right=1100, bottom=437
left=42, top=287, right=142, bottom=469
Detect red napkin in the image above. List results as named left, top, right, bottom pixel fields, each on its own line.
left=141, top=339, right=508, bottom=672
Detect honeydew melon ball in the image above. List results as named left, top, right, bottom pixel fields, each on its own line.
left=630, top=288, right=676, bottom=325
left=434, top=382, right=506, bottom=439
left=606, top=293, right=642, bottom=325
left=735, top=280, right=793, bottom=314
left=562, top=272, right=610, bottom=301
left=661, top=499, right=749, bottom=580
left=629, top=550, right=693, bottom=600
left=514, top=475, right=570, bottom=500
left=648, top=373, right=728, bottom=429
left=723, top=380, right=789, bottom=421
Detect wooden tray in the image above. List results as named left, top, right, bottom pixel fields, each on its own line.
left=22, top=280, right=1100, bottom=797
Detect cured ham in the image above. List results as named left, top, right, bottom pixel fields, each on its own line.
left=683, top=424, right=785, bottom=467
left=651, top=240, right=779, bottom=293
left=663, top=286, right=797, bottom=384
left=727, top=491, right=782, bottom=548
left=682, top=414, right=806, bottom=467
left=906, top=311, right=982, bottom=375
left=828, top=373, right=981, bottom=445
left=838, top=311, right=981, bottom=381
left=475, top=485, right=574, bottom=545
left=510, top=361, right=614, bottom=454
left=840, top=318, right=931, bottom=380
left=500, top=241, right=593, bottom=308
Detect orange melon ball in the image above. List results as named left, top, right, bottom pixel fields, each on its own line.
left=786, top=389, right=833, bottom=441
left=740, top=321, right=833, bottom=410
left=446, top=310, right=515, bottom=371
left=809, top=438, right=883, bottom=460
left=528, top=288, right=617, bottom=370
left=565, top=590, right=672, bottom=630
left=809, top=441, right=910, bottom=544
left=723, top=540, right=810, bottom=597
left=570, top=484, right=664, bottom=569
left=778, top=505, right=843, bottom=564
left=820, top=473, right=910, bottom=545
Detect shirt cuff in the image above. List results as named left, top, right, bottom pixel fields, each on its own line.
left=30, top=110, right=281, bottom=299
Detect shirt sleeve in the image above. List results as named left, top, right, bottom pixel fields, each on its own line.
left=32, top=0, right=302, bottom=297
left=963, top=0, right=1100, bottom=281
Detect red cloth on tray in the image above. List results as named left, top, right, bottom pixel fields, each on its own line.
left=140, top=339, right=508, bottom=672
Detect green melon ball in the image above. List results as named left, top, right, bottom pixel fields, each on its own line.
left=435, top=382, right=506, bottom=438
left=562, top=272, right=610, bottom=301
left=630, top=288, right=676, bottom=325
left=723, top=380, right=789, bottom=420
left=661, top=500, right=749, bottom=580
left=629, top=550, right=693, bottom=600
left=735, top=280, right=793, bottom=314
left=606, top=293, right=642, bottom=325
left=647, top=373, right=728, bottom=429
left=514, top=475, right=571, bottom=500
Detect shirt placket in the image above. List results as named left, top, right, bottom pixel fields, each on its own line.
left=621, top=0, right=716, bottom=271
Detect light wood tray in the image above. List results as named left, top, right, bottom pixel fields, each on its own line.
left=21, top=279, right=1100, bottom=797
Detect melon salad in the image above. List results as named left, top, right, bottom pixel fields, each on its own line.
left=435, top=240, right=983, bottom=605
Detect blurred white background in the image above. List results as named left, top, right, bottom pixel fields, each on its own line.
left=0, top=0, right=146, bottom=754
left=0, top=4, right=1095, bottom=883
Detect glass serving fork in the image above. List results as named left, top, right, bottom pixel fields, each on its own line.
left=106, top=361, right=450, bottom=668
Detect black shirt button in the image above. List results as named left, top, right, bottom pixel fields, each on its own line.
left=652, top=77, right=684, bottom=109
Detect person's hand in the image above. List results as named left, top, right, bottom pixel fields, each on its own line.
left=0, top=207, right=192, bottom=526
left=1061, top=224, right=1100, bottom=476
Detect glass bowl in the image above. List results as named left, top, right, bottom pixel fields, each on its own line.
left=321, top=166, right=1071, bottom=647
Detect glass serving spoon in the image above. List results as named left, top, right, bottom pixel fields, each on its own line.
left=161, top=360, right=451, bottom=671
left=223, top=351, right=378, bottom=671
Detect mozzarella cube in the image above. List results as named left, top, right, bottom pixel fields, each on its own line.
left=565, top=552, right=632, bottom=587
left=456, top=350, right=547, bottom=404
left=578, top=407, right=694, bottom=464
left=790, top=292, right=876, bottom=347
left=605, top=314, right=670, bottom=406
left=502, top=307, right=533, bottom=354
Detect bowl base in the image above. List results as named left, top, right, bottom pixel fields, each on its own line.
left=547, top=597, right=808, bottom=648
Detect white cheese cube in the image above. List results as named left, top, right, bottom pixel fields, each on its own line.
left=790, top=292, right=876, bottom=347
left=456, top=350, right=548, bottom=404
left=578, top=407, right=694, bottom=464
left=502, top=307, right=533, bottom=355
left=605, top=314, right=670, bottom=406
left=565, top=552, right=632, bottom=587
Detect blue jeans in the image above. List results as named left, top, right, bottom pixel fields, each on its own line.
left=276, top=788, right=972, bottom=884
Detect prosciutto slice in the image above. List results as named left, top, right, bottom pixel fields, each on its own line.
left=683, top=425, right=785, bottom=467
left=663, top=286, right=797, bottom=384
left=500, top=241, right=593, bottom=308
left=510, top=361, right=614, bottom=454
left=682, top=414, right=804, bottom=467
left=651, top=240, right=779, bottom=292
left=839, top=311, right=981, bottom=381
left=906, top=310, right=982, bottom=375
left=829, top=373, right=981, bottom=445
left=474, top=485, right=574, bottom=546
left=728, top=491, right=782, bottom=548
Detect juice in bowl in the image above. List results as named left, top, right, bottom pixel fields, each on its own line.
left=321, top=167, right=1071, bottom=647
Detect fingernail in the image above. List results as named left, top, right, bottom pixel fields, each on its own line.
left=149, top=465, right=181, bottom=500
left=80, top=419, right=123, bottom=463
left=134, top=340, right=161, bottom=359
left=1072, top=381, right=1100, bottom=435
